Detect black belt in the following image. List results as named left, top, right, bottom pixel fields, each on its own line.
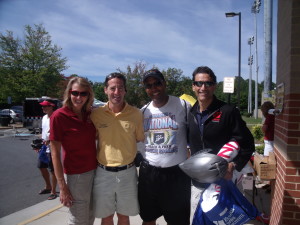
left=141, top=160, right=179, bottom=171
left=98, top=162, right=134, bottom=172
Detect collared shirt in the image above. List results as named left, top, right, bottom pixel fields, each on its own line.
left=91, top=102, right=144, bottom=167
left=196, top=108, right=209, bottom=136
left=50, top=106, right=97, bottom=174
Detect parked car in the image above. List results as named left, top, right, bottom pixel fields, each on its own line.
left=11, top=105, right=24, bottom=122
left=0, top=109, right=22, bottom=123
left=11, top=105, right=23, bottom=112
left=13, top=109, right=24, bottom=122
left=93, top=98, right=105, bottom=108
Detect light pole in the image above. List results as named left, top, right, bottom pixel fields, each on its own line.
left=248, top=36, right=254, bottom=114
left=252, top=0, right=261, bottom=119
left=264, top=0, right=272, bottom=98
left=225, top=12, right=241, bottom=109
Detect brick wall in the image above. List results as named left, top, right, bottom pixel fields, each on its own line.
left=270, top=1, right=300, bottom=224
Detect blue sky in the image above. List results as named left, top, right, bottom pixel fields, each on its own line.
left=0, top=0, right=277, bottom=83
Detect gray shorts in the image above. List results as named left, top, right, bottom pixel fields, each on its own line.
left=66, top=170, right=95, bottom=225
left=93, top=165, right=139, bottom=218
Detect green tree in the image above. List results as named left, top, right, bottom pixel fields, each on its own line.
left=0, top=24, right=68, bottom=104
left=92, top=61, right=148, bottom=107
left=117, top=61, right=148, bottom=108
left=164, top=68, right=194, bottom=98
left=93, top=82, right=107, bottom=102
left=115, top=62, right=195, bottom=108
left=215, top=77, right=269, bottom=115
left=92, top=63, right=272, bottom=112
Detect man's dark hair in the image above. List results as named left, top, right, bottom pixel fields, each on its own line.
left=104, top=72, right=127, bottom=88
left=192, top=66, right=217, bottom=83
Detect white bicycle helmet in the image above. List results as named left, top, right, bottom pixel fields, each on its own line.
left=179, top=151, right=228, bottom=183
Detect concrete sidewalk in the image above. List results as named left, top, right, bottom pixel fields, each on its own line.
left=0, top=200, right=263, bottom=225
left=0, top=198, right=164, bottom=225
left=0, top=185, right=269, bottom=225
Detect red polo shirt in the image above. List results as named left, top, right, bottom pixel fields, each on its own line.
left=264, top=114, right=275, bottom=141
left=50, top=106, right=97, bottom=174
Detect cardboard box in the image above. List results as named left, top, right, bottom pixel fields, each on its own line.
left=254, top=152, right=276, bottom=180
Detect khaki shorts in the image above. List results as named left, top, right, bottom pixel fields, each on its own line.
left=66, top=170, right=95, bottom=225
left=93, top=165, right=139, bottom=218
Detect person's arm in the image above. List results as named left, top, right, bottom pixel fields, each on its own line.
left=224, top=162, right=236, bottom=180
left=50, top=140, right=73, bottom=207
left=217, top=141, right=239, bottom=180
left=135, top=110, right=145, bottom=143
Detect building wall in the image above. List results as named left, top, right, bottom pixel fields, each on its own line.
left=270, top=0, right=300, bottom=224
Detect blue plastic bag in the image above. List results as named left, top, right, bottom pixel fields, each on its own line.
left=193, top=179, right=259, bottom=225
left=38, top=145, right=49, bottom=164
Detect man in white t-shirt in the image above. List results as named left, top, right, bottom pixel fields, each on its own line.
left=138, top=69, right=191, bottom=225
left=37, top=100, right=57, bottom=200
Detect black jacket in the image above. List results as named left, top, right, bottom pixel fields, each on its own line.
left=188, top=96, right=255, bottom=172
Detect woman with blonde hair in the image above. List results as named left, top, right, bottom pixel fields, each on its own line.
left=50, top=77, right=97, bottom=225
left=261, top=101, right=275, bottom=156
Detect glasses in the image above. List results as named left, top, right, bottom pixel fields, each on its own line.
left=144, top=81, right=163, bottom=89
left=41, top=105, right=51, bottom=108
left=70, top=90, right=89, bottom=97
left=193, top=81, right=215, bottom=87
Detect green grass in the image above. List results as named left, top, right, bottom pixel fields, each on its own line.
left=242, top=116, right=264, bottom=151
left=242, top=116, right=262, bottom=125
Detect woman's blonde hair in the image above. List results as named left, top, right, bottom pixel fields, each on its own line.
left=261, top=101, right=275, bottom=117
left=63, top=77, right=94, bottom=112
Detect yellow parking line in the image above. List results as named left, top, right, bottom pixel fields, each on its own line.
left=17, top=204, right=63, bottom=225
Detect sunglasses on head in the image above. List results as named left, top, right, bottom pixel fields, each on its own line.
left=144, top=81, right=163, bottom=89
left=70, top=90, right=89, bottom=97
left=193, top=81, right=215, bottom=87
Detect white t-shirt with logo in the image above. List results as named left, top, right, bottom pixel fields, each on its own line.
left=139, top=96, right=190, bottom=167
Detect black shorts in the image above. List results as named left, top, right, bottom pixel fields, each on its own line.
left=138, top=161, right=191, bottom=225
left=37, top=153, right=54, bottom=172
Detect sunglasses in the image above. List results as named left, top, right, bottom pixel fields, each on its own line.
left=193, top=81, right=215, bottom=87
left=70, top=90, right=89, bottom=97
left=144, top=81, right=163, bottom=89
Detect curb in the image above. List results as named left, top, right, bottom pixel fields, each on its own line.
left=0, top=126, right=12, bottom=130
left=0, top=124, right=23, bottom=130
left=17, top=204, right=63, bottom=225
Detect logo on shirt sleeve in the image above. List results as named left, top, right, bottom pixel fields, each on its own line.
left=212, top=111, right=222, bottom=122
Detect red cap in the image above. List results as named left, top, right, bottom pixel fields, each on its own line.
left=39, top=100, right=55, bottom=107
